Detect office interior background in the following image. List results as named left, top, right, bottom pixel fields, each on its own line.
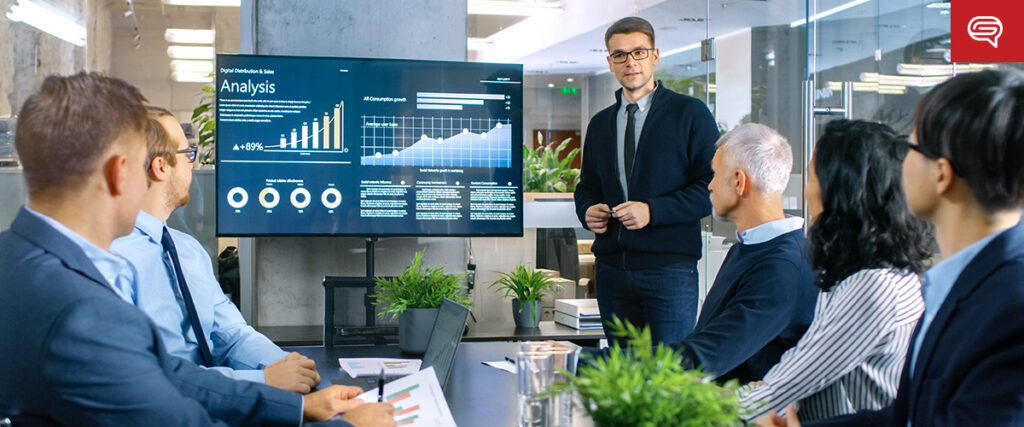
left=0, top=0, right=1017, bottom=343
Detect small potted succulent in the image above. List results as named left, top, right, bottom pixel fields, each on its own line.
left=489, top=264, right=562, bottom=328
left=371, top=249, right=471, bottom=354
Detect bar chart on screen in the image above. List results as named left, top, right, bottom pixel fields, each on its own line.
left=265, top=101, right=346, bottom=153
left=356, top=367, right=455, bottom=427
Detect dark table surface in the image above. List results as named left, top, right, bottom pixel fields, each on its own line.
left=265, top=320, right=604, bottom=347
left=287, top=342, right=594, bottom=426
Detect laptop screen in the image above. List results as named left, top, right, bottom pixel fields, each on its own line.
left=421, top=298, right=470, bottom=388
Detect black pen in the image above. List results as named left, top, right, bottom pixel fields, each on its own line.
left=505, top=356, right=515, bottom=364
left=377, top=368, right=385, bottom=402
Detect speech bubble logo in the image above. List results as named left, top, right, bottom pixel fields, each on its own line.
left=968, top=16, right=1003, bottom=48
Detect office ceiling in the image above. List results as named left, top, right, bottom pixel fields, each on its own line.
left=472, top=0, right=951, bottom=75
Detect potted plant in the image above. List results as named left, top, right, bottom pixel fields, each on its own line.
left=489, top=264, right=562, bottom=328
left=552, top=316, right=740, bottom=426
left=191, top=82, right=216, bottom=166
left=370, top=249, right=471, bottom=354
left=523, top=132, right=581, bottom=195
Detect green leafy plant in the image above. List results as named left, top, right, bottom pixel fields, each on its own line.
left=191, top=82, right=216, bottom=165
left=370, top=249, right=472, bottom=320
left=488, top=264, right=563, bottom=322
left=523, top=132, right=581, bottom=193
left=552, top=316, right=739, bottom=427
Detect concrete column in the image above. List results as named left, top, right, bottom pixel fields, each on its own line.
left=251, top=0, right=469, bottom=328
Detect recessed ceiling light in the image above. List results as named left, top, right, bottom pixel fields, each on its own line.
left=172, top=71, right=213, bottom=82
left=167, top=45, right=215, bottom=59
left=566, top=78, right=573, bottom=82
left=170, top=59, right=213, bottom=73
left=467, top=37, right=492, bottom=51
left=467, top=0, right=562, bottom=16
left=164, top=0, right=240, bottom=6
left=165, top=29, right=215, bottom=44
left=547, top=83, right=555, bottom=88
left=5, top=0, right=86, bottom=46
left=791, top=0, right=870, bottom=27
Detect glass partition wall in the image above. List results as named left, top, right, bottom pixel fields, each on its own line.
left=482, top=0, right=1020, bottom=306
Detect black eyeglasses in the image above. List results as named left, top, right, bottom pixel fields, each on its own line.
left=609, top=48, right=654, bottom=64
left=894, top=135, right=963, bottom=177
left=894, top=135, right=939, bottom=158
left=177, top=145, right=198, bottom=163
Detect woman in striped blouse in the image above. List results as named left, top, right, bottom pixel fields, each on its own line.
left=737, top=119, right=935, bottom=422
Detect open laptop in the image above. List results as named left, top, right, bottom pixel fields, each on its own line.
left=333, top=297, right=470, bottom=390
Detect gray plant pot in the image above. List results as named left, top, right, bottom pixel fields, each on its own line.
left=399, top=307, right=439, bottom=355
left=512, top=299, right=543, bottom=329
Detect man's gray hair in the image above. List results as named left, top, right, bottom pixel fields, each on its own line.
left=716, top=123, right=792, bottom=196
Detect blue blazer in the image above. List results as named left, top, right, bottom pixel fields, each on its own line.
left=809, top=226, right=1024, bottom=426
left=0, top=208, right=311, bottom=426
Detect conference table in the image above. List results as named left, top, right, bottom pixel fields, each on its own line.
left=287, top=342, right=595, bottom=426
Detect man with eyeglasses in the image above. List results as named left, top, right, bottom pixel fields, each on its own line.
left=574, top=16, right=718, bottom=345
left=110, top=107, right=323, bottom=394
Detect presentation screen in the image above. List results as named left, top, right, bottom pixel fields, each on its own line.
left=214, top=54, right=524, bottom=236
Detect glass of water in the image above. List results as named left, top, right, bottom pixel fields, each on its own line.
left=517, top=349, right=553, bottom=427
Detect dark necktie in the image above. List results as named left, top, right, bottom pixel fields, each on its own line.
left=161, top=227, right=215, bottom=367
left=624, top=103, right=639, bottom=188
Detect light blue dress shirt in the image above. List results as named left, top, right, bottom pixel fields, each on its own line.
left=25, top=207, right=137, bottom=300
left=909, top=228, right=1004, bottom=376
left=738, top=216, right=805, bottom=245
left=616, top=82, right=657, bottom=196
left=111, top=211, right=287, bottom=383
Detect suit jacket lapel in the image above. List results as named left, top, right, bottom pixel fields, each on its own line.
left=10, top=207, right=116, bottom=291
left=907, top=226, right=1024, bottom=415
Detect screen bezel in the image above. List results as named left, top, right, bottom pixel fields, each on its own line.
left=213, top=53, right=525, bottom=238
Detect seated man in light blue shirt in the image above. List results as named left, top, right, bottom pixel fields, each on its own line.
left=111, top=106, right=321, bottom=393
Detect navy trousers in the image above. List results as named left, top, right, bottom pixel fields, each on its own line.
left=595, top=259, right=698, bottom=347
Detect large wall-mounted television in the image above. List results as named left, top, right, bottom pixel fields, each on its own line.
left=215, top=54, right=524, bottom=237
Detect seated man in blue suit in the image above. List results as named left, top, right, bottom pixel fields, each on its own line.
left=758, top=70, right=1024, bottom=427
left=671, top=123, right=817, bottom=383
left=110, top=106, right=320, bottom=394
left=0, top=72, right=394, bottom=426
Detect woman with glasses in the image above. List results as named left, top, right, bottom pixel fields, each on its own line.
left=736, top=119, right=935, bottom=421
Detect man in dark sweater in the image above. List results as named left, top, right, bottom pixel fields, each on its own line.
left=671, top=124, right=817, bottom=383
left=574, top=16, right=718, bottom=345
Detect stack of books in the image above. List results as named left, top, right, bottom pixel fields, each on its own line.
left=553, top=299, right=602, bottom=330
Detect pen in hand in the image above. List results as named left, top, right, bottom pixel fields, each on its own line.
left=377, top=368, right=385, bottom=403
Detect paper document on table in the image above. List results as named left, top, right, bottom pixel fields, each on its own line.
left=338, top=358, right=422, bottom=378
left=356, top=366, right=456, bottom=427
left=482, top=360, right=517, bottom=374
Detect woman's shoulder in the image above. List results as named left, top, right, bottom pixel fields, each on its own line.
left=833, top=268, right=921, bottom=296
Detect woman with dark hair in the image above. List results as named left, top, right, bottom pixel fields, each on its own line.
left=737, top=119, right=934, bottom=421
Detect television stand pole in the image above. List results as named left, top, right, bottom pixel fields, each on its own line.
left=323, top=237, right=395, bottom=347
left=362, top=237, right=379, bottom=329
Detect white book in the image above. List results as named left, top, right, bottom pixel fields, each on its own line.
left=338, top=358, right=421, bottom=378
left=554, top=298, right=600, bottom=319
left=554, top=310, right=604, bottom=330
